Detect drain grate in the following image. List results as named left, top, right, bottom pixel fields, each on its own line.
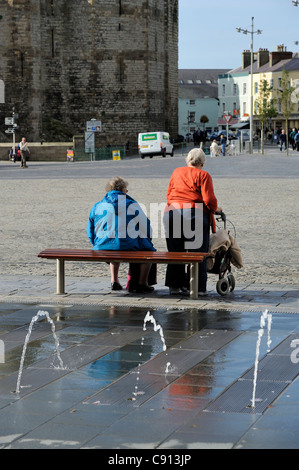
left=205, top=379, right=288, bottom=414
left=242, top=354, right=299, bottom=383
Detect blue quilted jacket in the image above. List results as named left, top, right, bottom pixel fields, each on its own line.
left=87, top=190, right=155, bottom=251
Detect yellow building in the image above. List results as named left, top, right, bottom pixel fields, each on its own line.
left=252, top=46, right=299, bottom=131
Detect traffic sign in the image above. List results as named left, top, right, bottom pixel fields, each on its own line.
left=5, top=128, right=14, bottom=134
left=85, top=131, right=95, bottom=153
left=223, top=114, right=232, bottom=123
left=86, top=120, right=102, bottom=132
left=5, top=117, right=13, bottom=125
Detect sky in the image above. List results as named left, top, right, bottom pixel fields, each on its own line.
left=179, top=0, right=299, bottom=70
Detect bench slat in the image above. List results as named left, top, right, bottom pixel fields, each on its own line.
left=38, top=249, right=208, bottom=264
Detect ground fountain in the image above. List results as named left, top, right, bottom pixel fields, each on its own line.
left=131, top=311, right=168, bottom=401
left=15, top=310, right=65, bottom=394
left=250, top=309, right=273, bottom=408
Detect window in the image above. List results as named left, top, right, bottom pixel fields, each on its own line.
left=222, top=102, right=225, bottom=114
left=189, top=100, right=195, bottom=106
left=187, top=80, right=193, bottom=84
left=278, top=77, right=282, bottom=89
left=196, top=79, right=202, bottom=84
left=222, top=84, right=225, bottom=96
left=233, top=84, right=237, bottom=95
left=243, top=102, right=246, bottom=115
left=243, top=83, right=247, bottom=95
left=189, top=111, right=195, bottom=123
left=255, top=82, right=258, bottom=94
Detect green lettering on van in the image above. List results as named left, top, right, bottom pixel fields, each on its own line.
left=142, top=133, right=157, bottom=141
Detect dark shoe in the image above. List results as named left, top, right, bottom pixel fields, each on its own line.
left=111, top=282, right=122, bottom=291
left=136, top=284, right=154, bottom=293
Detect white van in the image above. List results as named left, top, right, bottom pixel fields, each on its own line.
left=138, top=132, right=174, bottom=158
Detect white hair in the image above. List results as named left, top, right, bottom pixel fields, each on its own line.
left=186, top=148, right=206, bottom=167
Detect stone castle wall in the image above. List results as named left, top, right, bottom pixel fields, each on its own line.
left=0, top=0, right=178, bottom=145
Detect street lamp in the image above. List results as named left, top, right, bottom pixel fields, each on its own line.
left=236, top=17, right=262, bottom=154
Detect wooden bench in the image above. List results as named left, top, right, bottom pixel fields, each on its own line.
left=38, top=249, right=209, bottom=300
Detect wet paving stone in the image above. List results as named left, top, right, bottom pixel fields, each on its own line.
left=1, top=303, right=299, bottom=449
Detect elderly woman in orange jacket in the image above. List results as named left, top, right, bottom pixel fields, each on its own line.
left=164, top=148, right=222, bottom=296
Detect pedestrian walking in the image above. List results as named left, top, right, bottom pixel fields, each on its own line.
left=279, top=130, right=287, bottom=151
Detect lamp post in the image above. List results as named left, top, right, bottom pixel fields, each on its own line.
left=236, top=17, right=262, bottom=154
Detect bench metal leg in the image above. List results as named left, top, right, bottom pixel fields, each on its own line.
left=189, top=262, right=198, bottom=300
left=56, top=259, right=65, bottom=294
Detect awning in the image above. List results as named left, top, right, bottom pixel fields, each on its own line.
left=229, top=122, right=250, bottom=130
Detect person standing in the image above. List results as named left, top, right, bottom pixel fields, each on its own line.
left=220, top=134, right=226, bottom=156
left=19, top=137, right=30, bottom=168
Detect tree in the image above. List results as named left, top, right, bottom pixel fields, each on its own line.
left=254, top=78, right=277, bottom=154
left=278, top=69, right=296, bottom=155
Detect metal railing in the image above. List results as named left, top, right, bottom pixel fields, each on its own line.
left=73, top=146, right=126, bottom=161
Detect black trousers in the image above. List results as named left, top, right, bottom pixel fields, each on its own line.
left=164, top=209, right=210, bottom=292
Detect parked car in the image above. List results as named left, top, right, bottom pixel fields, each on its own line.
left=237, top=131, right=250, bottom=141
left=138, top=132, right=174, bottom=158
left=172, top=134, right=184, bottom=143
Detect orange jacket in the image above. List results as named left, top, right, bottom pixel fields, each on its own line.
left=166, top=166, right=218, bottom=232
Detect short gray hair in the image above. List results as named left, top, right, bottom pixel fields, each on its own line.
left=106, top=176, right=128, bottom=192
left=186, top=148, right=206, bottom=167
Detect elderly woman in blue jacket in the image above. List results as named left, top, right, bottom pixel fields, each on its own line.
left=87, top=176, right=156, bottom=293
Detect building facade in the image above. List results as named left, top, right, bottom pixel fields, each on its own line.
left=178, top=69, right=229, bottom=138
left=219, top=46, right=299, bottom=133
left=0, top=0, right=178, bottom=144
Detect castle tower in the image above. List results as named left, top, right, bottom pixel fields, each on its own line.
left=0, top=0, right=178, bottom=143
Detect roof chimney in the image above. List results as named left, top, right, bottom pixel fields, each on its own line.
left=270, top=45, right=292, bottom=67
left=242, top=50, right=251, bottom=69
left=257, top=48, right=269, bottom=68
